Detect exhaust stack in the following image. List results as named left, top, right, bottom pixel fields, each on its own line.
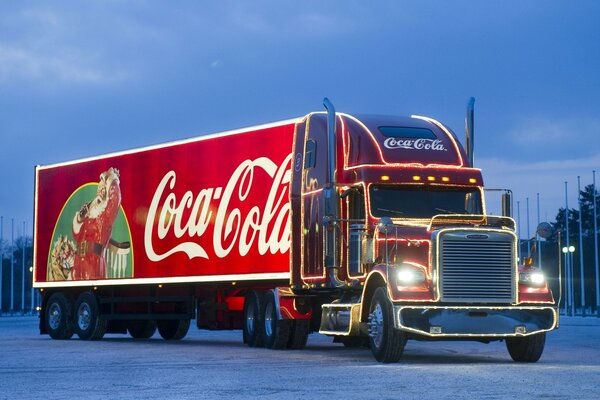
left=323, top=97, right=337, bottom=185
left=465, top=97, right=475, bottom=167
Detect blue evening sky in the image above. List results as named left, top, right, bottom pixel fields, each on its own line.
left=0, top=1, right=599, bottom=238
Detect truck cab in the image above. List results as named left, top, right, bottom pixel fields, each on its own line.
left=288, top=100, right=557, bottom=362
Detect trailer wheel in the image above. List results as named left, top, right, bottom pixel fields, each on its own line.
left=262, top=290, right=291, bottom=349
left=368, top=287, right=406, bottom=363
left=506, top=333, right=546, bottom=362
left=128, top=320, right=157, bottom=339
left=74, top=291, right=107, bottom=340
left=157, top=319, right=190, bottom=340
left=45, top=293, right=74, bottom=340
left=287, top=319, right=310, bottom=349
left=243, top=291, right=264, bottom=347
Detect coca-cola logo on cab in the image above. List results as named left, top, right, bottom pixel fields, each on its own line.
left=144, top=154, right=292, bottom=262
left=383, top=137, right=446, bottom=151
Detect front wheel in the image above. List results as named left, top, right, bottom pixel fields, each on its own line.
left=506, top=333, right=546, bottom=362
left=74, top=291, right=106, bottom=340
left=368, top=287, right=407, bottom=363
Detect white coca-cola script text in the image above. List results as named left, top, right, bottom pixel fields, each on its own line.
left=144, top=155, right=292, bottom=261
left=383, top=137, right=446, bottom=151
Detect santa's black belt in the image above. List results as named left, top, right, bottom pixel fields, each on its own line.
left=77, top=241, right=104, bottom=257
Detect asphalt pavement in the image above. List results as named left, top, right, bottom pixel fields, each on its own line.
left=0, top=316, right=599, bottom=399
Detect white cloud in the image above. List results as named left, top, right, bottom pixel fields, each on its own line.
left=0, top=44, right=130, bottom=84
left=507, top=116, right=600, bottom=146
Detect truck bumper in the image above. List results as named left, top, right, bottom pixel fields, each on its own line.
left=393, top=305, right=558, bottom=337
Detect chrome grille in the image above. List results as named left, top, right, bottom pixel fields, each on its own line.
left=439, top=231, right=515, bottom=303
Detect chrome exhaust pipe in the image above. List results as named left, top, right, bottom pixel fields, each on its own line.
left=465, top=97, right=475, bottom=167
left=323, top=97, right=337, bottom=185
left=323, top=97, right=344, bottom=287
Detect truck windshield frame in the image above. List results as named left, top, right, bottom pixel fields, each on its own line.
left=369, top=184, right=483, bottom=218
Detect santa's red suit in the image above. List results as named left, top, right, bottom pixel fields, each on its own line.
left=72, top=169, right=121, bottom=280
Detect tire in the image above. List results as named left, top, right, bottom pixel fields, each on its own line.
left=45, top=293, right=74, bottom=340
left=128, top=320, right=157, bottom=339
left=262, top=290, right=291, bottom=349
left=157, top=319, right=190, bottom=340
left=287, top=319, right=310, bottom=349
left=368, top=287, right=406, bottom=363
left=506, top=333, right=546, bottom=362
left=243, top=291, right=264, bottom=347
left=74, top=291, right=107, bottom=340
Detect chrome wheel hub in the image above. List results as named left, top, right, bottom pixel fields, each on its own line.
left=48, top=303, right=61, bottom=330
left=77, top=303, right=91, bottom=331
left=264, top=302, right=274, bottom=337
left=368, top=303, right=384, bottom=348
left=246, top=303, right=256, bottom=336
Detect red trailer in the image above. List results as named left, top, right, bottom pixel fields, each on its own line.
left=33, top=98, right=558, bottom=362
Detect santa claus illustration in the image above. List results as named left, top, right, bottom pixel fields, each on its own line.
left=72, top=167, right=121, bottom=280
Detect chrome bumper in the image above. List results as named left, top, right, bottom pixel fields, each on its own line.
left=393, top=305, right=558, bottom=337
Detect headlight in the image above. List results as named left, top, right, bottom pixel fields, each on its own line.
left=520, top=271, right=545, bottom=286
left=397, top=266, right=426, bottom=286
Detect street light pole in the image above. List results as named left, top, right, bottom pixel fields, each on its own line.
left=577, top=176, right=586, bottom=315
left=594, top=170, right=600, bottom=317
left=537, top=193, right=542, bottom=268
left=565, top=182, right=572, bottom=315
left=21, top=221, right=25, bottom=315
left=10, top=218, right=14, bottom=314
left=0, top=216, right=3, bottom=315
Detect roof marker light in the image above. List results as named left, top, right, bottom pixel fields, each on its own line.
left=427, top=176, right=436, bottom=181
left=442, top=177, right=450, bottom=182
left=469, top=178, right=477, bottom=183
left=381, top=175, right=390, bottom=181
left=412, top=176, right=421, bottom=181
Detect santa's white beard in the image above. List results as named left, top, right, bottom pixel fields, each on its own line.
left=88, top=195, right=108, bottom=219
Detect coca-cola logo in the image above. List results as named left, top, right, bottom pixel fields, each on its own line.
left=144, top=154, right=292, bottom=262
left=383, top=137, right=446, bottom=151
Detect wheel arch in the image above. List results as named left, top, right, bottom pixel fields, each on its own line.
left=360, top=270, right=387, bottom=323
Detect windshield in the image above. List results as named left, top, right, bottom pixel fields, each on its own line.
left=369, top=184, right=483, bottom=218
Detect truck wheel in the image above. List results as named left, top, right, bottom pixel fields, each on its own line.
left=128, top=320, right=157, bottom=339
left=45, top=293, right=74, bottom=340
left=262, top=290, right=291, bottom=349
left=74, top=291, right=107, bottom=340
left=368, top=287, right=406, bottom=363
left=243, top=291, right=264, bottom=347
left=287, top=319, right=310, bottom=349
left=506, top=333, right=546, bottom=362
left=158, top=319, right=190, bottom=340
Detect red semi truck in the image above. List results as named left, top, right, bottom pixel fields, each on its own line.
left=33, top=98, right=558, bottom=362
